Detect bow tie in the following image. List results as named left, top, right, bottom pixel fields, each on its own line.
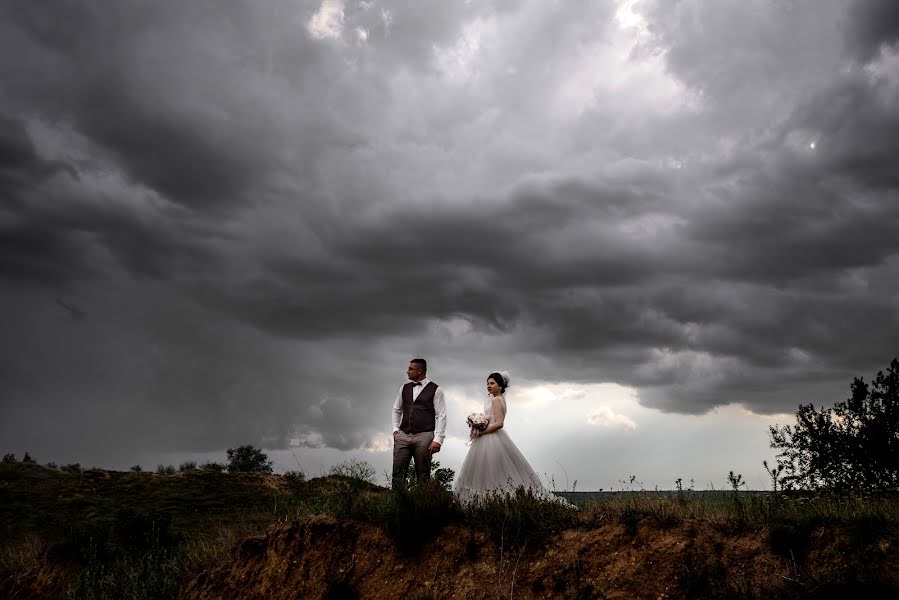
left=410, top=381, right=423, bottom=386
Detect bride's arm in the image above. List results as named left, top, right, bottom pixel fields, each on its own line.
left=480, top=397, right=505, bottom=435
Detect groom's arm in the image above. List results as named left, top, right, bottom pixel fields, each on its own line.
left=430, top=387, right=447, bottom=451
left=391, top=387, right=403, bottom=435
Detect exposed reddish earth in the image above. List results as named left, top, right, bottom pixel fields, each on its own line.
left=181, top=515, right=899, bottom=599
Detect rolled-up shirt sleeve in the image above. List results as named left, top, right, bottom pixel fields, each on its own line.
left=433, top=387, right=447, bottom=445
left=391, top=386, right=404, bottom=433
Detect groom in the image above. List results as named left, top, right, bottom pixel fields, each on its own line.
left=391, top=358, right=447, bottom=487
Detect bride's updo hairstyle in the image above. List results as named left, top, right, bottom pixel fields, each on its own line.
left=487, top=371, right=509, bottom=393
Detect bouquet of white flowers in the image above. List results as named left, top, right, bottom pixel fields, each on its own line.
left=467, top=412, right=489, bottom=432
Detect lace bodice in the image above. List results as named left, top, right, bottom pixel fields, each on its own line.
left=485, top=394, right=507, bottom=423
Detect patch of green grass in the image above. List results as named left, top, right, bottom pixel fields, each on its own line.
left=464, top=487, right=578, bottom=550
left=373, top=478, right=461, bottom=554
left=573, top=488, right=899, bottom=534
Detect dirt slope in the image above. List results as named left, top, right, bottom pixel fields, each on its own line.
left=182, top=515, right=899, bottom=599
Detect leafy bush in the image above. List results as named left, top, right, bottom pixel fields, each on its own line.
left=22, top=452, right=35, bottom=464
left=130, top=465, right=142, bottom=473
left=769, top=357, right=899, bottom=491
left=2, top=453, right=15, bottom=463
left=47, top=462, right=59, bottom=469
left=399, top=460, right=455, bottom=490
left=156, top=465, right=176, bottom=475
left=61, top=463, right=83, bottom=475
left=434, top=465, right=455, bottom=491
left=225, top=445, right=273, bottom=473
left=178, top=461, right=197, bottom=472
left=283, top=470, right=306, bottom=487
left=200, top=461, right=226, bottom=473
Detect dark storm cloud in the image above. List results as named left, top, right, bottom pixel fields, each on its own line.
left=1, top=0, right=898, bottom=465
left=845, top=0, right=899, bottom=62
left=0, top=1, right=344, bottom=211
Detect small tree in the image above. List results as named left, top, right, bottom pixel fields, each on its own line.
left=769, top=357, right=899, bottom=491
left=2, top=453, right=16, bottom=463
left=225, top=445, right=273, bottom=473
left=22, top=452, right=35, bottom=464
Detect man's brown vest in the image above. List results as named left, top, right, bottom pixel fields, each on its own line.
left=399, top=381, right=438, bottom=434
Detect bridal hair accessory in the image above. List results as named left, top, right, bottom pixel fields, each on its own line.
left=499, top=371, right=511, bottom=388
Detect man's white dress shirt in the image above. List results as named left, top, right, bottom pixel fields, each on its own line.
left=391, top=378, right=447, bottom=445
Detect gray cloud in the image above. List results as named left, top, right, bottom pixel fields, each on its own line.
left=845, top=0, right=899, bottom=62
left=1, top=0, right=898, bottom=466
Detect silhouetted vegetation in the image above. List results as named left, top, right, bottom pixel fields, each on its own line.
left=283, top=469, right=305, bottom=487
left=328, top=458, right=376, bottom=483
left=225, top=445, right=273, bottom=473
left=199, top=461, right=226, bottom=473
left=769, top=357, right=899, bottom=491
left=378, top=477, right=460, bottom=554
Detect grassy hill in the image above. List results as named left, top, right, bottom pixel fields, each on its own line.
left=3, top=460, right=899, bottom=598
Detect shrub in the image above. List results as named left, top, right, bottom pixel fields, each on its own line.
left=283, top=470, right=306, bottom=486
left=156, top=464, right=176, bottom=475
left=324, top=459, right=380, bottom=519
left=22, top=452, right=35, bottom=464
left=46, top=461, right=59, bottom=470
left=200, top=461, right=226, bottom=473
left=769, top=357, right=899, bottom=491
left=378, top=478, right=460, bottom=553
left=178, top=460, right=197, bottom=472
left=329, top=459, right=376, bottom=484
left=434, top=466, right=455, bottom=491
left=61, top=463, right=82, bottom=475
left=225, top=445, right=273, bottom=473
left=2, top=453, right=15, bottom=463
left=398, top=460, right=455, bottom=490
left=130, top=465, right=142, bottom=472
left=464, top=487, right=578, bottom=549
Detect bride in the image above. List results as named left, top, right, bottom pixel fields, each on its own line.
left=453, top=371, right=568, bottom=506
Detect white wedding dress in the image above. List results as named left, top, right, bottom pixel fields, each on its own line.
left=453, top=393, right=565, bottom=506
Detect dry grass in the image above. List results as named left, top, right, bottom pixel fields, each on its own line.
left=573, top=489, right=899, bottom=531
left=0, top=533, right=44, bottom=580
left=4, top=460, right=899, bottom=599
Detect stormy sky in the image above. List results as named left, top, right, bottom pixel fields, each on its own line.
left=2, top=0, right=898, bottom=489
